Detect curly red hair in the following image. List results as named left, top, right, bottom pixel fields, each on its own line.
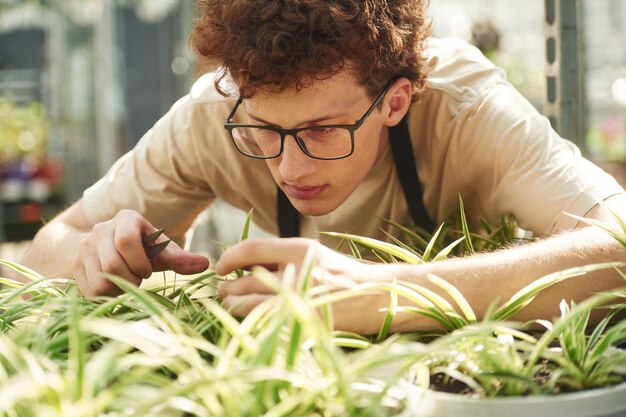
left=189, top=0, right=431, bottom=100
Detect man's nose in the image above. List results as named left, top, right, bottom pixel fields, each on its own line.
left=279, top=135, right=316, bottom=180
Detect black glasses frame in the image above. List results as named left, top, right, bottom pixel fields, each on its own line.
left=223, top=80, right=394, bottom=160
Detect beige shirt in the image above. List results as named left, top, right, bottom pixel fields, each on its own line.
left=83, top=37, right=624, bottom=247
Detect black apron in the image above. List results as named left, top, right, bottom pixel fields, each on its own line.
left=277, top=116, right=434, bottom=237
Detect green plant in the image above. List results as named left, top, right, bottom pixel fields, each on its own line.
left=408, top=288, right=626, bottom=398
left=324, top=203, right=626, bottom=396
left=329, top=197, right=529, bottom=266
left=1, top=210, right=626, bottom=416
left=545, top=299, right=626, bottom=391
left=0, top=257, right=439, bottom=416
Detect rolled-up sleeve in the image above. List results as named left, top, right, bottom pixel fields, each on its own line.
left=452, top=83, right=624, bottom=235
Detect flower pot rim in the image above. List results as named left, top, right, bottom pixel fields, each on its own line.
left=418, top=379, right=626, bottom=403
left=396, top=380, right=626, bottom=417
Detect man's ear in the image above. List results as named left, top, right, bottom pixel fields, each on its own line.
left=383, top=78, right=413, bottom=127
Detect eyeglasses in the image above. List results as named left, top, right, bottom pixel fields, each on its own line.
left=223, top=80, right=393, bottom=160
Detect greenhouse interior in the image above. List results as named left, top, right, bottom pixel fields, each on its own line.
left=1, top=1, right=626, bottom=416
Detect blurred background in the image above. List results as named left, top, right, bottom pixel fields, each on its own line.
left=1, top=0, right=626, bottom=263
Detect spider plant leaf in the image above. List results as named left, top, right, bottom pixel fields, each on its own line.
left=322, top=232, right=423, bottom=264
left=0, top=277, right=25, bottom=289
left=231, top=209, right=255, bottom=278
left=615, top=266, right=626, bottom=283
left=381, top=229, right=422, bottom=258
left=479, top=216, right=494, bottom=235
left=394, top=305, right=458, bottom=330
left=68, top=297, right=86, bottom=400
left=285, top=322, right=303, bottom=370
left=331, top=337, right=370, bottom=349
left=427, top=273, right=477, bottom=323
left=239, top=209, right=254, bottom=242
left=467, top=233, right=501, bottom=248
left=332, top=330, right=370, bottom=341
left=481, top=299, right=501, bottom=322
left=492, top=325, right=538, bottom=344
left=432, top=236, right=466, bottom=262
left=587, top=311, right=616, bottom=352
left=420, top=309, right=458, bottom=331
left=372, top=249, right=396, bottom=264
left=608, top=206, right=626, bottom=233
left=422, top=223, right=445, bottom=262
left=580, top=204, right=626, bottom=235
left=397, top=280, right=453, bottom=312
left=492, top=262, right=625, bottom=322
left=253, top=319, right=283, bottom=366
left=380, top=217, right=430, bottom=248
left=295, top=246, right=316, bottom=296
left=587, top=319, right=626, bottom=366
left=310, top=286, right=386, bottom=309
left=376, top=283, right=398, bottom=343
left=145, top=291, right=177, bottom=311
left=477, top=371, right=542, bottom=396
left=442, top=311, right=470, bottom=328
left=528, top=290, right=624, bottom=366
left=560, top=305, right=589, bottom=365
left=352, top=282, right=435, bottom=310
left=593, top=347, right=626, bottom=373
left=346, top=239, right=362, bottom=260
left=431, top=366, right=485, bottom=395
left=458, top=195, right=475, bottom=254
left=567, top=213, right=626, bottom=248
left=165, top=271, right=218, bottom=301
left=104, top=275, right=167, bottom=321
left=0, top=259, right=65, bottom=297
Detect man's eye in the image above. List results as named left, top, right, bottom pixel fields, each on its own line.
left=311, top=127, right=337, bottom=135
left=253, top=129, right=279, bottom=139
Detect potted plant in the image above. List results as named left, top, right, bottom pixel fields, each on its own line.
left=327, top=205, right=626, bottom=417
left=0, top=209, right=625, bottom=416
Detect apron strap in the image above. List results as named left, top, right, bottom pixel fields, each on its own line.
left=277, top=187, right=300, bottom=238
left=388, top=116, right=435, bottom=232
left=277, top=116, right=433, bottom=237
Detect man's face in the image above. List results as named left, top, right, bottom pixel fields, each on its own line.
left=241, top=72, right=390, bottom=216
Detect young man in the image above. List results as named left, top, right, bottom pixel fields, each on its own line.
left=19, top=0, right=626, bottom=335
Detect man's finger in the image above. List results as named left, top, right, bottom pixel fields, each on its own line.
left=114, top=231, right=153, bottom=279
left=217, top=275, right=276, bottom=298
left=215, top=238, right=313, bottom=275
left=74, top=263, right=92, bottom=297
left=222, top=294, right=273, bottom=317
left=92, top=236, right=144, bottom=295
left=113, top=212, right=159, bottom=277
left=83, top=251, right=113, bottom=296
left=152, top=241, right=210, bottom=275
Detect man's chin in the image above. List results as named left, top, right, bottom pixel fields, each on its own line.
left=291, top=200, right=337, bottom=217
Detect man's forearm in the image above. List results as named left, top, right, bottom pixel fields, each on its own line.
left=13, top=221, right=88, bottom=282
left=376, top=227, right=626, bottom=333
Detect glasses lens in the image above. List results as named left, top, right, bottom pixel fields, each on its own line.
left=297, top=127, right=353, bottom=159
left=231, top=127, right=281, bottom=158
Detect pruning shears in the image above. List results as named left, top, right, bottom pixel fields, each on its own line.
left=142, top=228, right=171, bottom=259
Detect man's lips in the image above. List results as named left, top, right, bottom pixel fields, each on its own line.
left=283, top=183, right=329, bottom=200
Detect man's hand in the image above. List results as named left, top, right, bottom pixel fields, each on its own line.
left=73, top=209, right=209, bottom=297
left=215, top=237, right=390, bottom=334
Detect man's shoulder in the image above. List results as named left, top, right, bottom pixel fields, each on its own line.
left=423, top=37, right=508, bottom=103
left=187, top=73, right=233, bottom=104
left=164, top=73, right=233, bottom=127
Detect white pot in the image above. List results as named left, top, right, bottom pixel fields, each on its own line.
left=394, top=380, right=626, bottom=417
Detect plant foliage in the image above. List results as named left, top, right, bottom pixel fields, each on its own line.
left=1, top=210, right=626, bottom=415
